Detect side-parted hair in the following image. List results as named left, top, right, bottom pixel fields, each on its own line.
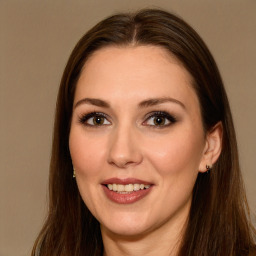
left=32, top=9, right=255, bottom=256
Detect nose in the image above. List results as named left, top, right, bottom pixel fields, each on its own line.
left=107, top=125, right=143, bottom=168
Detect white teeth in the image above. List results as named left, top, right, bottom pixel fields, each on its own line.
left=117, top=184, right=125, bottom=192
left=112, top=184, right=117, bottom=191
left=125, top=184, right=133, bottom=192
left=107, top=183, right=151, bottom=192
left=134, top=184, right=140, bottom=191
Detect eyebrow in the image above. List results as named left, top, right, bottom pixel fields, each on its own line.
left=138, top=97, right=186, bottom=109
left=74, top=98, right=110, bottom=109
left=74, top=97, right=185, bottom=109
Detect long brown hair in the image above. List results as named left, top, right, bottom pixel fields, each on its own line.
left=32, top=9, right=255, bottom=256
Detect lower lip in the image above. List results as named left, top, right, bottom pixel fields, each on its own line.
left=102, top=185, right=153, bottom=204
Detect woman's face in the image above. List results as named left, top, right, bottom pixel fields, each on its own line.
left=69, top=46, right=208, bottom=237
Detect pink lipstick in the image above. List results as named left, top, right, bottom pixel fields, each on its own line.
left=101, top=178, right=153, bottom=204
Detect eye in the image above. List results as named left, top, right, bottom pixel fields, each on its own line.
left=79, top=112, right=111, bottom=126
left=143, top=111, right=176, bottom=127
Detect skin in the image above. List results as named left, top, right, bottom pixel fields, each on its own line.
left=69, top=45, right=222, bottom=256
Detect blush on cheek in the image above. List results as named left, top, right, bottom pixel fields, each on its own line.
left=146, top=132, right=203, bottom=176
left=72, top=152, right=102, bottom=177
left=69, top=135, right=107, bottom=178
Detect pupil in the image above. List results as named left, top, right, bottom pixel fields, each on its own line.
left=94, top=116, right=103, bottom=125
left=154, top=117, right=164, bottom=125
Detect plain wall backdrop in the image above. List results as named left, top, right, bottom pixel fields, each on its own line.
left=1, top=1, right=255, bottom=255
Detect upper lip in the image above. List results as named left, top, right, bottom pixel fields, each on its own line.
left=102, top=178, right=153, bottom=185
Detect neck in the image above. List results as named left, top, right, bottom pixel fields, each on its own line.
left=101, top=208, right=188, bottom=256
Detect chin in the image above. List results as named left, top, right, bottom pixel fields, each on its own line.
left=99, top=212, right=156, bottom=238
left=102, top=223, right=151, bottom=238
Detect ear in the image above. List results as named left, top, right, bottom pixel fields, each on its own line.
left=199, top=122, right=223, bottom=173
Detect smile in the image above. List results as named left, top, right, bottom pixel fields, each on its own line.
left=106, top=183, right=151, bottom=193
left=102, top=178, right=154, bottom=204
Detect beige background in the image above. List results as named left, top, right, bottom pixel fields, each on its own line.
left=1, top=1, right=255, bottom=255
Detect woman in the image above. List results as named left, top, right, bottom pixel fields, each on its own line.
left=32, top=9, right=255, bottom=256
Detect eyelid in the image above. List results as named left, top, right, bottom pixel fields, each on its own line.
left=77, top=110, right=177, bottom=128
left=142, top=111, right=177, bottom=127
left=78, top=112, right=111, bottom=126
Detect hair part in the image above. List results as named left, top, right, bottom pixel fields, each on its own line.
left=32, top=8, right=255, bottom=256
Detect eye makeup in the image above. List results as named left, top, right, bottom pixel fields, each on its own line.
left=143, top=111, right=177, bottom=128
left=77, top=110, right=178, bottom=129
left=78, top=112, right=111, bottom=127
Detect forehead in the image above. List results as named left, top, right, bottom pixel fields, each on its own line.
left=75, top=45, right=198, bottom=109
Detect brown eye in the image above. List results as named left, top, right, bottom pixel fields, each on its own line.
left=143, top=111, right=177, bottom=127
left=79, top=112, right=111, bottom=126
left=93, top=116, right=105, bottom=125
left=153, top=116, right=166, bottom=126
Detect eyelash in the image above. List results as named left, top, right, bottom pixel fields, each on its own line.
left=143, top=111, right=177, bottom=128
left=78, top=112, right=110, bottom=127
left=78, top=111, right=177, bottom=128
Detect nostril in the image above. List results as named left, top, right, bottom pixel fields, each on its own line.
left=108, top=159, right=142, bottom=169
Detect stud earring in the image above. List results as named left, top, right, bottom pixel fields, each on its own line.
left=73, top=168, right=76, bottom=178
left=206, top=165, right=212, bottom=173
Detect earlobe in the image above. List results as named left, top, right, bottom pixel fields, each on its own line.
left=199, top=122, right=223, bottom=173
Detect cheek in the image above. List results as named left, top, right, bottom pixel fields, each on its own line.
left=144, top=128, right=204, bottom=176
left=69, top=127, right=108, bottom=213
left=69, top=127, right=107, bottom=178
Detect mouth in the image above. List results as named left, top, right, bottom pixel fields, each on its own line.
left=104, top=183, right=151, bottom=193
left=101, top=178, right=154, bottom=204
